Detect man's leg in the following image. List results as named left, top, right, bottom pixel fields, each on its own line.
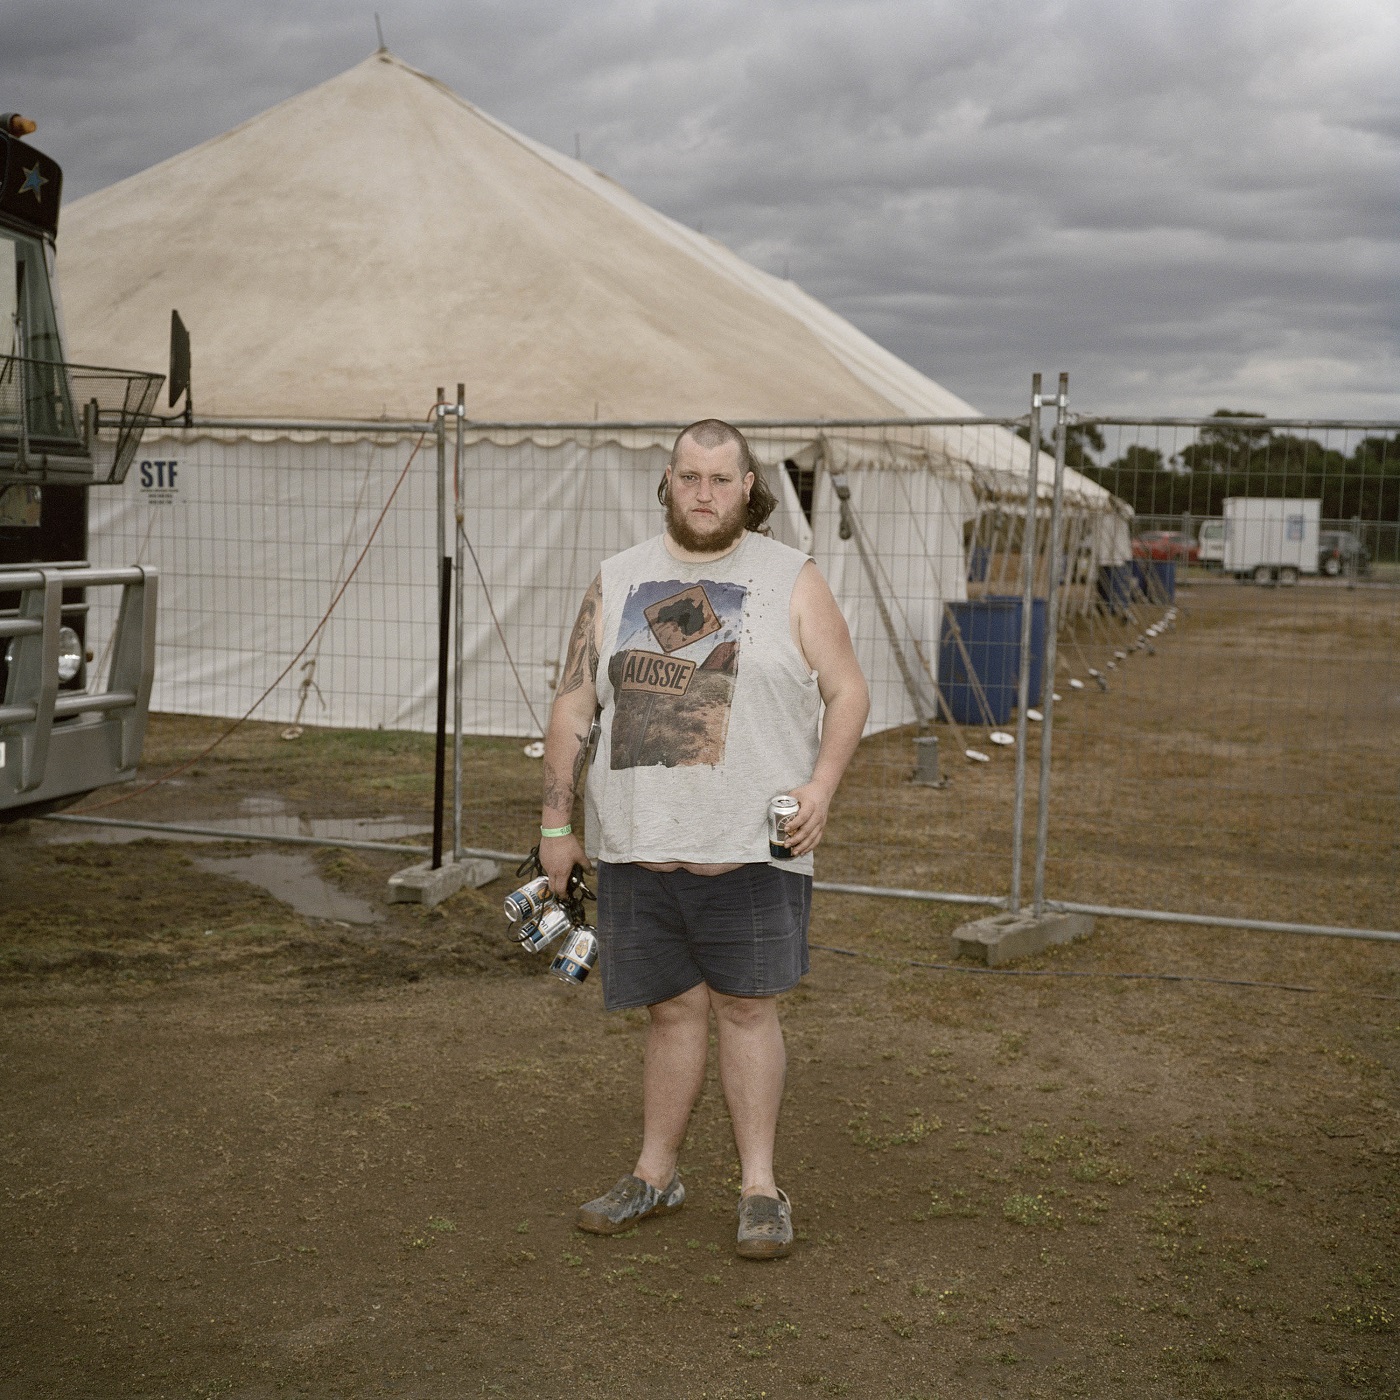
left=632, top=981, right=711, bottom=1190
left=710, top=989, right=786, bottom=1198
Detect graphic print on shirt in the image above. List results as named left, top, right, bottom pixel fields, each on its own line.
left=609, top=578, right=747, bottom=769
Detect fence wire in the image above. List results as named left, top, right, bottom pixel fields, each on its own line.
left=87, top=430, right=438, bottom=731
left=449, top=419, right=1094, bottom=894
left=1041, top=418, right=1400, bottom=933
left=76, top=404, right=1400, bottom=937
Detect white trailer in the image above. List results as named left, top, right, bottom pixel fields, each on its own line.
left=1222, top=498, right=1320, bottom=585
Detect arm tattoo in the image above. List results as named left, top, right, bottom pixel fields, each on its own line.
left=559, top=575, right=601, bottom=697
left=570, top=731, right=589, bottom=794
left=543, top=727, right=592, bottom=818
left=542, top=762, right=570, bottom=814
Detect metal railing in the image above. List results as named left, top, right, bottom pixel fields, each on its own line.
left=1, top=563, right=157, bottom=807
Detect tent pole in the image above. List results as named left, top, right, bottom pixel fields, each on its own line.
left=452, top=383, right=466, bottom=862
left=431, top=389, right=449, bottom=871
left=826, top=456, right=933, bottom=728
left=1033, top=373, right=1070, bottom=916
left=1009, top=375, right=1044, bottom=914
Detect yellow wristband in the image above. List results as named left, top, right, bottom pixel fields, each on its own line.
left=540, top=824, right=572, bottom=838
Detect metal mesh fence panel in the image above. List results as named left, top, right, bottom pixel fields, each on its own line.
left=1036, top=418, right=1400, bottom=932
left=452, top=419, right=1114, bottom=899
left=75, top=405, right=1398, bottom=934
left=86, top=428, right=439, bottom=730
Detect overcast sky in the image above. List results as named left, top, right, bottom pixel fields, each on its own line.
left=5, top=0, right=1397, bottom=420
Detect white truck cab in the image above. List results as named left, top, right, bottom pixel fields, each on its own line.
left=1197, top=518, right=1225, bottom=569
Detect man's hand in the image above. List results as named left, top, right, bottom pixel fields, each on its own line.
left=540, top=832, right=590, bottom=898
left=784, top=780, right=835, bottom=857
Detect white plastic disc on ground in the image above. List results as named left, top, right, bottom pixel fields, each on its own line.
left=1087, top=668, right=1100, bottom=678
left=989, top=730, right=1015, bottom=746
left=1027, top=708, right=1043, bottom=722
left=965, top=748, right=990, bottom=762
left=1069, top=678, right=1085, bottom=690
left=1114, top=649, right=1127, bottom=660
left=523, top=740, right=545, bottom=758
left=1052, top=693, right=1062, bottom=702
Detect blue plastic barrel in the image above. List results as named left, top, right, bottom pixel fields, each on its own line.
left=1097, top=564, right=1135, bottom=614
left=939, top=597, right=1047, bottom=725
left=1131, top=559, right=1176, bottom=603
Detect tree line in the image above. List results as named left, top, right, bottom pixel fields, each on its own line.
left=1018, top=412, right=1400, bottom=521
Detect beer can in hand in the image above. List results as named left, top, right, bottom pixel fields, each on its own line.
left=551, top=926, right=599, bottom=985
left=504, top=875, right=552, bottom=925
left=768, top=795, right=800, bottom=860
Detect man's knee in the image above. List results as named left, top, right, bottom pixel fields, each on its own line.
left=648, top=982, right=710, bottom=1027
left=708, top=988, right=780, bottom=1029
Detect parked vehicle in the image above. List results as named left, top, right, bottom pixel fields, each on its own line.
left=1132, top=529, right=1198, bottom=564
left=1222, top=498, right=1320, bottom=585
left=1197, top=518, right=1225, bottom=569
left=2, top=110, right=168, bottom=817
left=1318, top=530, right=1370, bottom=578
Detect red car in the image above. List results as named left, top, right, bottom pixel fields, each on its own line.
left=1132, top=530, right=1199, bottom=564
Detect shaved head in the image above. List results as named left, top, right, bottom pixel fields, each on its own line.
left=659, top=418, right=778, bottom=533
left=670, top=418, right=750, bottom=470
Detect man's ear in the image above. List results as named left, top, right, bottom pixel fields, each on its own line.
left=743, top=470, right=754, bottom=499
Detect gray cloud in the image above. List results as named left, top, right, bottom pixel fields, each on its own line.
left=4, top=0, right=1397, bottom=417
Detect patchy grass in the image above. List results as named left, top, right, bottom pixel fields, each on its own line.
left=2, top=582, right=1397, bottom=1398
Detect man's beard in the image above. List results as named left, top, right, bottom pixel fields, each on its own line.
left=665, top=490, right=748, bottom=554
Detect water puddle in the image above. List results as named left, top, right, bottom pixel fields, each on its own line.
left=192, top=851, right=383, bottom=926
left=43, top=794, right=431, bottom=847
left=40, top=794, right=419, bottom=925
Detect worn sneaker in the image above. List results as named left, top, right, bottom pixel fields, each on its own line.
left=736, top=1188, right=793, bottom=1259
left=576, top=1173, right=685, bottom=1235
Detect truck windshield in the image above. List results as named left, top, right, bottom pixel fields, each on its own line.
left=1, top=226, right=79, bottom=446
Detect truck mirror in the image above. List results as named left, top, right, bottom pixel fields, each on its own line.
left=168, top=309, right=190, bottom=411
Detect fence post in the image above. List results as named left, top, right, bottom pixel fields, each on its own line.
left=1009, top=374, right=1043, bottom=913
left=1033, top=373, right=1069, bottom=916
left=431, top=389, right=450, bottom=871
left=453, top=383, right=465, bottom=861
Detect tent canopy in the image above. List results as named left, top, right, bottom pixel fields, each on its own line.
left=62, top=48, right=1125, bottom=519
left=63, top=51, right=975, bottom=424
left=71, top=53, right=1131, bottom=739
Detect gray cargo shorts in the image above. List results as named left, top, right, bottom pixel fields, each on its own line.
left=595, top=861, right=812, bottom=1012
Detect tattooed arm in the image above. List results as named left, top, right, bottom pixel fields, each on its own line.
left=540, top=574, right=601, bottom=895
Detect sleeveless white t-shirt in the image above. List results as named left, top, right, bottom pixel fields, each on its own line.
left=584, top=531, right=821, bottom=874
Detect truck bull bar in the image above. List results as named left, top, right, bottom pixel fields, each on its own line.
left=0, top=565, right=157, bottom=808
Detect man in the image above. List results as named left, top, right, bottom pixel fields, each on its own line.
left=538, top=419, right=869, bottom=1260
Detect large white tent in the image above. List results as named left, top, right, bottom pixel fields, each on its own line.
left=63, top=50, right=1130, bottom=737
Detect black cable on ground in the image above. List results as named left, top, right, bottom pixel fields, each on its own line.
left=809, top=943, right=1400, bottom=1001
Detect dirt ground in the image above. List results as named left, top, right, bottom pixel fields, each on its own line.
left=2, top=579, right=1398, bottom=1399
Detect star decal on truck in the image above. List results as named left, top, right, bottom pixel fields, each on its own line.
left=19, top=164, right=47, bottom=201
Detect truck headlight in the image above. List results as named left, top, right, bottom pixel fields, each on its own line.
left=57, top=626, right=82, bottom=682
left=2, top=631, right=82, bottom=682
